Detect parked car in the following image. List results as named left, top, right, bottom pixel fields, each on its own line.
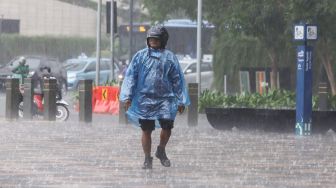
left=62, top=58, right=81, bottom=71
left=62, top=54, right=91, bottom=71
left=179, top=59, right=213, bottom=91
left=66, top=57, right=121, bottom=90
left=0, top=55, right=67, bottom=93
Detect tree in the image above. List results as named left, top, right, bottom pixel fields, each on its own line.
left=142, top=0, right=336, bottom=95
left=287, top=0, right=336, bottom=95
left=143, top=0, right=290, bottom=90
left=143, top=0, right=197, bottom=22
left=217, top=0, right=290, bottom=90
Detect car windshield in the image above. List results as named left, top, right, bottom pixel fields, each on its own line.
left=64, top=64, right=77, bottom=70
left=67, top=61, right=88, bottom=71
left=63, top=61, right=81, bottom=70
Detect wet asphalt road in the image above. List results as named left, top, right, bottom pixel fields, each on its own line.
left=0, top=93, right=335, bottom=187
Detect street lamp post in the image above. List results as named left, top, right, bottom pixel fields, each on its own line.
left=129, top=0, right=134, bottom=63
left=110, top=0, right=115, bottom=82
left=196, top=0, right=202, bottom=97
left=95, top=0, right=102, bottom=86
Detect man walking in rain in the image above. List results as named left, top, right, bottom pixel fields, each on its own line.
left=119, top=25, right=190, bottom=169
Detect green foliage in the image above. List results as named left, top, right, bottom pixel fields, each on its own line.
left=199, top=89, right=326, bottom=112
left=330, top=95, right=336, bottom=109
left=91, top=80, right=119, bottom=87
left=198, top=90, right=226, bottom=112
left=57, top=0, right=97, bottom=10
left=212, top=35, right=270, bottom=92
left=143, top=0, right=197, bottom=22
left=0, top=34, right=110, bottom=64
left=104, top=79, right=119, bottom=86
left=142, top=0, right=336, bottom=95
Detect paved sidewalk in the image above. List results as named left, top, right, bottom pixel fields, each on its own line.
left=0, top=113, right=335, bottom=187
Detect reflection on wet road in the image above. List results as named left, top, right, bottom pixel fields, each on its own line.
left=0, top=112, right=335, bottom=187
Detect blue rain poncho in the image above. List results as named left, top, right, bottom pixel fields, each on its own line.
left=119, top=48, right=190, bottom=127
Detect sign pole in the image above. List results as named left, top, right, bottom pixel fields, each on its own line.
left=294, top=24, right=317, bottom=136
left=110, top=0, right=115, bottom=82
left=95, top=0, right=102, bottom=86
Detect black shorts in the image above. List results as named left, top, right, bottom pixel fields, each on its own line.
left=139, top=119, right=174, bottom=131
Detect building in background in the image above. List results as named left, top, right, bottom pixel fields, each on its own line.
left=0, top=0, right=97, bottom=37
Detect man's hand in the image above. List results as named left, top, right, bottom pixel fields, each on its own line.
left=178, top=105, right=185, bottom=114
left=125, top=100, right=132, bottom=111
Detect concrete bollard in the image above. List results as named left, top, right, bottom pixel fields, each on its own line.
left=23, top=78, right=34, bottom=120
left=43, top=78, right=57, bottom=121
left=79, top=80, right=93, bottom=123
left=187, top=83, right=198, bottom=126
left=318, top=82, right=329, bottom=110
left=118, top=80, right=128, bottom=124
left=5, top=78, right=20, bottom=120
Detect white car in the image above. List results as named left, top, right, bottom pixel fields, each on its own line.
left=179, top=60, right=213, bottom=91
left=66, top=58, right=120, bottom=90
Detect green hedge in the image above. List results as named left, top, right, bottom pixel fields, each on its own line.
left=198, top=89, right=334, bottom=112
left=0, top=34, right=110, bottom=64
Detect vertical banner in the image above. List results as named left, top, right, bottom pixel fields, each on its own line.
left=304, top=46, right=313, bottom=134
left=295, top=46, right=305, bottom=135
left=295, top=45, right=312, bottom=136
left=294, top=23, right=317, bottom=136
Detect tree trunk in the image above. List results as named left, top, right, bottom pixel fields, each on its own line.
left=317, top=39, right=336, bottom=96
left=323, top=60, right=336, bottom=95
left=268, top=50, right=278, bottom=90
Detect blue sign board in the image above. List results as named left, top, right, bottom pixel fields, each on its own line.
left=295, top=46, right=305, bottom=132
left=294, top=23, right=316, bottom=136
left=295, top=46, right=313, bottom=135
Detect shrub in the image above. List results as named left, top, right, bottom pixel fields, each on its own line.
left=199, top=89, right=327, bottom=112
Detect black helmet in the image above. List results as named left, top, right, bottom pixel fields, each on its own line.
left=146, top=25, right=169, bottom=49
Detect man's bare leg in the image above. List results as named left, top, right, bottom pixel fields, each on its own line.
left=142, top=130, right=153, bottom=169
